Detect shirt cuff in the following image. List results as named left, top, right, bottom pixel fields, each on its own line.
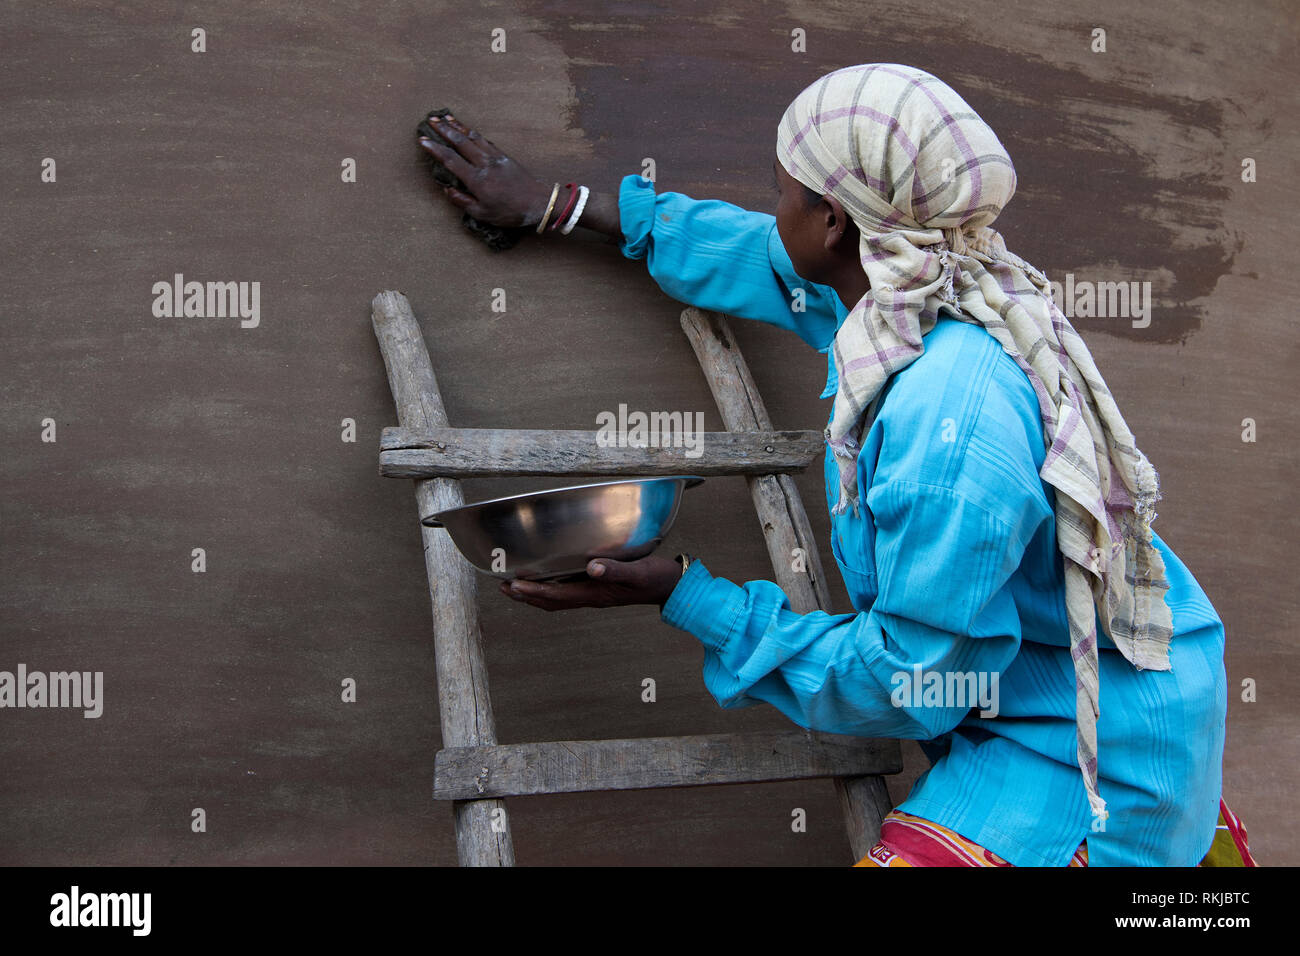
left=659, top=557, right=740, bottom=652
left=616, top=173, right=658, bottom=260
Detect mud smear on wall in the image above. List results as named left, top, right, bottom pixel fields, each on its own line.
left=522, top=0, right=1240, bottom=344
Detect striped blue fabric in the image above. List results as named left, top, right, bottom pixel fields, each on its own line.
left=618, top=173, right=1228, bottom=866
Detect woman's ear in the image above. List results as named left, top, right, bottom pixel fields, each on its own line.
left=821, top=195, right=856, bottom=252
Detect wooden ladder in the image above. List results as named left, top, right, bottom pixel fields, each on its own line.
left=371, top=290, right=902, bottom=866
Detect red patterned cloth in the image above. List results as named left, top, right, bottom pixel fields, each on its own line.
left=854, top=798, right=1257, bottom=867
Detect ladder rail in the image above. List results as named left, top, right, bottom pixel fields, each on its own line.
left=679, top=307, right=898, bottom=862
left=372, top=292, right=901, bottom=866
left=372, top=291, right=514, bottom=866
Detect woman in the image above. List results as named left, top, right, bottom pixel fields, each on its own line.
left=417, top=64, right=1255, bottom=867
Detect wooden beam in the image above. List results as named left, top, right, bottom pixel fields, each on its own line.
left=679, top=308, right=835, bottom=615
left=680, top=307, right=902, bottom=863
left=371, top=290, right=514, bottom=867
left=433, top=732, right=903, bottom=800
left=836, top=773, right=897, bottom=860
left=378, top=426, right=822, bottom=478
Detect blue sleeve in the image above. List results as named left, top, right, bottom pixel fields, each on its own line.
left=617, top=173, right=845, bottom=352
left=660, top=479, right=1034, bottom=740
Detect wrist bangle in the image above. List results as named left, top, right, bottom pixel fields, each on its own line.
left=559, top=185, right=590, bottom=235
left=549, top=182, right=579, bottom=232
left=675, top=552, right=692, bottom=578
left=535, top=182, right=560, bottom=234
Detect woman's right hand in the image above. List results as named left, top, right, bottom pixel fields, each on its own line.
left=418, top=114, right=555, bottom=230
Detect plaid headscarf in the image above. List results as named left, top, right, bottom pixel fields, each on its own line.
left=776, top=63, right=1174, bottom=823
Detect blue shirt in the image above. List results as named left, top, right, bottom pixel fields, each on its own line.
left=617, top=173, right=1228, bottom=867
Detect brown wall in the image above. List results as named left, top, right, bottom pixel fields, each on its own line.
left=2, top=0, right=1294, bottom=865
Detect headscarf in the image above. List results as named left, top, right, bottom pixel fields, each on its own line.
left=776, top=63, right=1174, bottom=823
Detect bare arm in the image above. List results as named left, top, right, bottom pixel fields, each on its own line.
left=417, top=114, right=621, bottom=241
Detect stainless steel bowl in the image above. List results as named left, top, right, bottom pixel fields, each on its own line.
left=421, top=476, right=704, bottom=581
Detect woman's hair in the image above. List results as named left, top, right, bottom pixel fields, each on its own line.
left=801, top=183, right=822, bottom=207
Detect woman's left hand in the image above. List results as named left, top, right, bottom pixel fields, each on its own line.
left=499, top=555, right=682, bottom=611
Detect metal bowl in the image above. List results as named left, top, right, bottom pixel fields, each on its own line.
left=421, top=476, right=704, bottom=581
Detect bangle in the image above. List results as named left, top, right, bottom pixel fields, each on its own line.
left=675, top=552, right=692, bottom=577
left=559, top=185, right=590, bottom=235
left=535, top=182, right=560, bottom=234
left=548, top=182, right=579, bottom=232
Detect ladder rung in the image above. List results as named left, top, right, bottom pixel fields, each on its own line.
left=379, top=426, right=822, bottom=478
left=432, top=731, right=901, bottom=800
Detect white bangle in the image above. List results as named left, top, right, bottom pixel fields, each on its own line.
left=559, top=185, right=590, bottom=235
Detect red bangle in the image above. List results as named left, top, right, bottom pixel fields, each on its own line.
left=549, top=182, right=579, bottom=231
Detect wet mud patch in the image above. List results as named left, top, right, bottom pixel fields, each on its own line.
left=520, top=0, right=1245, bottom=343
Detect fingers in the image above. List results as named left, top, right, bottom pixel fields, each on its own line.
left=442, top=185, right=479, bottom=213
left=439, top=114, right=506, bottom=160
left=499, top=577, right=597, bottom=612
left=418, top=137, right=476, bottom=185
left=500, top=577, right=556, bottom=609
left=498, top=557, right=658, bottom=611
left=586, top=558, right=634, bottom=581
left=424, top=113, right=492, bottom=165
left=590, top=557, right=667, bottom=589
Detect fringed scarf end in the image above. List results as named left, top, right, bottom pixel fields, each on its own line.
left=1089, top=794, right=1109, bottom=824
